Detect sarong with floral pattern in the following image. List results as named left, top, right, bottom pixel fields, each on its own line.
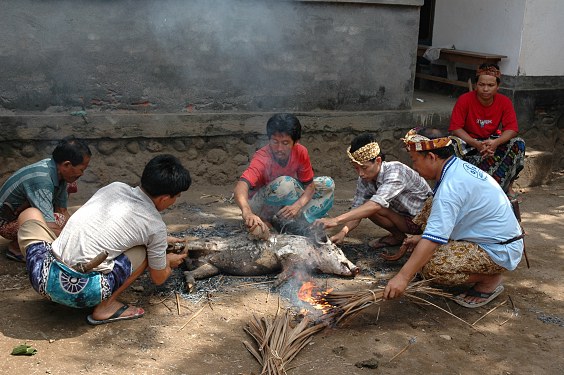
left=249, top=176, right=334, bottom=223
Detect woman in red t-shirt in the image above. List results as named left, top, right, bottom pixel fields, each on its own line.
left=448, top=63, right=525, bottom=199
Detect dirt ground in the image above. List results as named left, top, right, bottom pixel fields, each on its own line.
left=0, top=173, right=563, bottom=375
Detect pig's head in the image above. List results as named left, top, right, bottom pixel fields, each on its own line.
left=310, top=238, right=359, bottom=277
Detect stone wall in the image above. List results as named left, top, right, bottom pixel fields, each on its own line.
left=502, top=76, right=564, bottom=172
left=0, top=109, right=450, bottom=197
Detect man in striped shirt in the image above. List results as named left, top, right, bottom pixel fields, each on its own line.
left=0, top=136, right=91, bottom=262
left=315, top=133, right=431, bottom=252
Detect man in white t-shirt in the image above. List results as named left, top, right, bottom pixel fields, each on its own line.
left=383, top=128, right=524, bottom=308
left=17, top=154, right=191, bottom=324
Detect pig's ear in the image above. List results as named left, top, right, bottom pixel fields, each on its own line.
left=311, top=226, right=329, bottom=245
left=316, top=235, right=330, bottom=245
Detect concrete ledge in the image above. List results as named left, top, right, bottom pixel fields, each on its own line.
left=0, top=109, right=452, bottom=142
left=515, top=150, right=554, bottom=188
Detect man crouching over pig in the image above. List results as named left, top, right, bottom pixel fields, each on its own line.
left=234, top=113, right=335, bottom=237
left=16, top=154, right=191, bottom=325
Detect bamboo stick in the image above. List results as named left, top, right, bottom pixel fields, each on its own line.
left=472, top=300, right=507, bottom=326
left=178, top=306, right=205, bottom=331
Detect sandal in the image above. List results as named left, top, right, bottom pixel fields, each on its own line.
left=454, top=284, right=504, bottom=308
left=6, top=251, right=25, bottom=263
left=86, top=304, right=144, bottom=325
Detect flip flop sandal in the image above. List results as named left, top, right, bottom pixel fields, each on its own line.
left=454, top=284, right=505, bottom=309
left=6, top=251, right=25, bottom=263
left=86, top=304, right=144, bottom=325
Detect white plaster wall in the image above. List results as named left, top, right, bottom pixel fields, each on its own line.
left=519, top=0, right=564, bottom=76
left=432, top=0, right=525, bottom=76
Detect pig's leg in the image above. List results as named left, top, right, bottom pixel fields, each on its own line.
left=184, top=257, right=208, bottom=271
left=183, top=263, right=221, bottom=293
left=273, top=260, right=296, bottom=287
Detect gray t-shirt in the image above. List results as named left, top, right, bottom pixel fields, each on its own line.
left=52, top=182, right=167, bottom=273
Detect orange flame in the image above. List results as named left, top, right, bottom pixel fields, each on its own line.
left=297, top=281, right=334, bottom=313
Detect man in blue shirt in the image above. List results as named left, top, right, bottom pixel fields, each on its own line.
left=383, top=128, right=524, bottom=308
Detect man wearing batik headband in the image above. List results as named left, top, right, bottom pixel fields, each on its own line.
left=449, top=63, right=525, bottom=201
left=383, top=128, right=524, bottom=309
left=314, top=133, right=431, bottom=253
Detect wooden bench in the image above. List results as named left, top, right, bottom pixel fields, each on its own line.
left=416, top=45, right=507, bottom=89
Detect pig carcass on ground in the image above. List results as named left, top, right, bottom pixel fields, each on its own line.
left=182, top=233, right=359, bottom=292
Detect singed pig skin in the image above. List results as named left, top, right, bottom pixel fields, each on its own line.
left=183, top=233, right=358, bottom=292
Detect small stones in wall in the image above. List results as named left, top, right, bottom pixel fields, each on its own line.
left=191, top=138, right=205, bottom=149
left=126, top=141, right=140, bottom=154
left=97, top=141, right=120, bottom=156
left=233, top=154, right=248, bottom=166
left=172, top=139, right=186, bottom=152
left=194, top=162, right=207, bottom=177
left=206, top=149, right=227, bottom=165
left=20, top=144, right=36, bottom=158
left=242, top=135, right=258, bottom=145
left=145, top=140, right=163, bottom=152
left=78, top=169, right=100, bottom=184
left=186, top=148, right=198, bottom=160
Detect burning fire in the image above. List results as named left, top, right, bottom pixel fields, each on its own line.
left=297, top=281, right=334, bottom=313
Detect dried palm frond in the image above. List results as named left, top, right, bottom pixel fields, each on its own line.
left=243, top=309, right=326, bottom=375
left=315, top=279, right=455, bottom=325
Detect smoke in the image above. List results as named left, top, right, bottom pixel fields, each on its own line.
left=145, top=0, right=293, bottom=109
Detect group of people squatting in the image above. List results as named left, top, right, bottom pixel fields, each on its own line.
left=0, top=63, right=525, bottom=325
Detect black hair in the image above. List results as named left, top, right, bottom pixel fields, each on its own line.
left=417, top=128, right=454, bottom=159
left=476, top=63, right=501, bottom=85
left=349, top=133, right=386, bottom=162
left=266, top=113, right=301, bottom=142
left=141, top=154, right=191, bottom=197
left=52, top=136, right=92, bottom=166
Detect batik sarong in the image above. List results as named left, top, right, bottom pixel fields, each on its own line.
left=420, top=240, right=506, bottom=285
left=412, top=196, right=506, bottom=284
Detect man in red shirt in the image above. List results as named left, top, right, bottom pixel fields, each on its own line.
left=448, top=63, right=525, bottom=198
left=234, top=113, right=334, bottom=237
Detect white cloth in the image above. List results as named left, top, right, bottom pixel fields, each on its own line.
left=52, top=182, right=168, bottom=273
left=422, top=44, right=456, bottom=62
left=422, top=157, right=523, bottom=270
